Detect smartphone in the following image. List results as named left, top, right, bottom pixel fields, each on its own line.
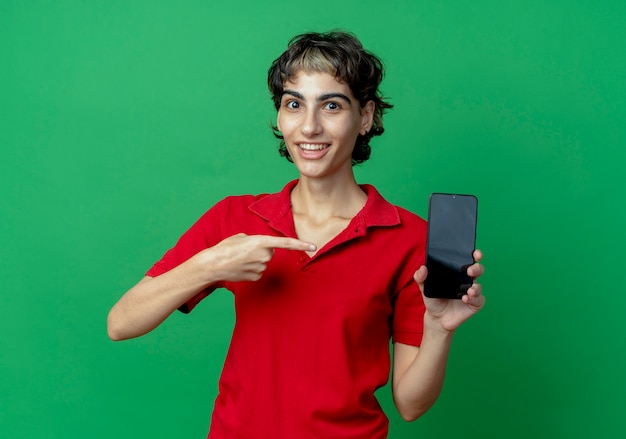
left=424, top=193, right=478, bottom=299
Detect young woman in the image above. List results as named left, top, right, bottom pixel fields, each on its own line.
left=108, top=31, right=485, bottom=439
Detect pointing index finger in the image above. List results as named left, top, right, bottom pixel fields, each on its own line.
left=260, top=235, right=316, bottom=252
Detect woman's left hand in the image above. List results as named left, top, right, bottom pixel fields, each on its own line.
left=413, top=249, right=486, bottom=332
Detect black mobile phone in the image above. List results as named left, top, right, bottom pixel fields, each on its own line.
left=424, top=193, right=478, bottom=299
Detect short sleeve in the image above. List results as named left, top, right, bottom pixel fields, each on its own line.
left=391, top=253, right=426, bottom=347
left=145, top=199, right=231, bottom=313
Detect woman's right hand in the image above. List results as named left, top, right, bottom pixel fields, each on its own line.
left=195, top=233, right=316, bottom=283
left=108, top=233, right=315, bottom=341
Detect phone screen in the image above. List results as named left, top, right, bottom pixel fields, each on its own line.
left=424, top=193, right=478, bottom=299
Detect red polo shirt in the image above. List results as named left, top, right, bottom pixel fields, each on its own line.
left=146, top=180, right=427, bottom=439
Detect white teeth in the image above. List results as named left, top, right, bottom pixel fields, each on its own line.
left=299, top=143, right=328, bottom=151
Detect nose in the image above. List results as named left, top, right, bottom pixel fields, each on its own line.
left=301, top=108, right=322, bottom=136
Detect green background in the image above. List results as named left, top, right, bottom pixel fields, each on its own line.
left=1, top=1, right=625, bottom=437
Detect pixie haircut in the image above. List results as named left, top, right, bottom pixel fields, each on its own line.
left=268, top=31, right=393, bottom=165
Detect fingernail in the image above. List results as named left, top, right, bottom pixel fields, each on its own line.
left=309, top=244, right=316, bottom=251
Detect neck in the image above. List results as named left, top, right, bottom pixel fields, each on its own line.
left=291, top=173, right=367, bottom=220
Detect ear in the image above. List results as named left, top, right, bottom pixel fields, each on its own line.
left=360, top=101, right=375, bottom=135
left=276, top=113, right=281, bottom=132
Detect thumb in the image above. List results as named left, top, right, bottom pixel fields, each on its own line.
left=413, top=265, right=428, bottom=285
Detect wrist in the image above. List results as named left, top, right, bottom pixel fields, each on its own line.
left=188, top=248, right=222, bottom=286
left=423, top=311, right=456, bottom=339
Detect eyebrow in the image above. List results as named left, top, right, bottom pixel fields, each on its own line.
left=282, top=89, right=353, bottom=105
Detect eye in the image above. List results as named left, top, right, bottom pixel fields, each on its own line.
left=285, top=100, right=300, bottom=110
left=324, top=101, right=341, bottom=110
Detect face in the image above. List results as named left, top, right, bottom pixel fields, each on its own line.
left=276, top=71, right=374, bottom=180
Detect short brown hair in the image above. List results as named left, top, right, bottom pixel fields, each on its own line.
left=268, top=31, right=393, bottom=165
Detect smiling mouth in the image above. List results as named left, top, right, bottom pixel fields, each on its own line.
left=298, top=143, right=330, bottom=151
